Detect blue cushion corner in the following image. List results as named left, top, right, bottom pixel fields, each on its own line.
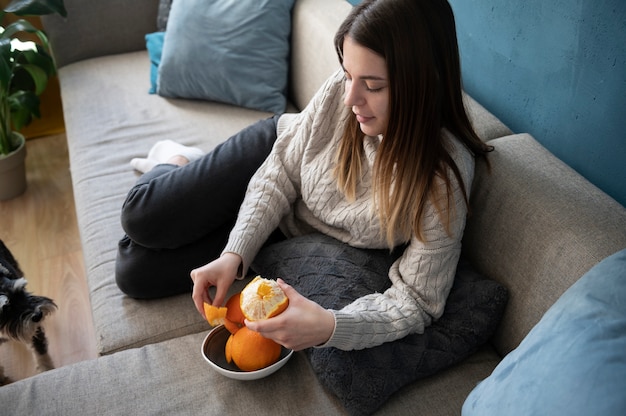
left=462, top=248, right=626, bottom=416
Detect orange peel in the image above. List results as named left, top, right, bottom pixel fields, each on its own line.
left=203, top=292, right=246, bottom=334
left=203, top=303, right=227, bottom=327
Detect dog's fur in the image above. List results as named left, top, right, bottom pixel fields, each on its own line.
left=0, top=240, right=56, bottom=385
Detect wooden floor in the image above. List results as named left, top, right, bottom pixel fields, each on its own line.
left=0, top=133, right=98, bottom=383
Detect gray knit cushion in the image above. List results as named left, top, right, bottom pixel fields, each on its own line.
left=252, top=233, right=508, bottom=416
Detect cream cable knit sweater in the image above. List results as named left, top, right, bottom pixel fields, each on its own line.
left=223, top=70, right=475, bottom=350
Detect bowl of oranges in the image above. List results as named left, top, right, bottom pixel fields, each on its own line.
left=201, top=277, right=293, bottom=380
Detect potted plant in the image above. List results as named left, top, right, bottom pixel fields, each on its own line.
left=0, top=0, right=66, bottom=200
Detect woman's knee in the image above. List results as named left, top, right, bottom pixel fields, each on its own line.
left=115, top=236, right=150, bottom=298
left=120, top=185, right=155, bottom=245
left=120, top=164, right=180, bottom=246
left=115, top=236, right=192, bottom=298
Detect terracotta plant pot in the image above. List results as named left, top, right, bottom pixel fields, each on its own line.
left=0, top=134, right=27, bottom=201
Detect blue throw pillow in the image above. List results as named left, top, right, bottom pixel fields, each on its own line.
left=156, top=0, right=295, bottom=114
left=462, top=248, right=626, bottom=416
left=145, top=32, right=165, bottom=94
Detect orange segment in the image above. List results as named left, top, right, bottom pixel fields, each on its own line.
left=203, top=303, right=227, bottom=326
left=240, top=276, right=289, bottom=321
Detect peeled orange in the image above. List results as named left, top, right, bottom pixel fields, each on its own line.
left=224, top=326, right=282, bottom=371
left=240, top=276, right=288, bottom=321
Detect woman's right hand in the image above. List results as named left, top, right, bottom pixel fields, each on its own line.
left=190, top=252, right=242, bottom=318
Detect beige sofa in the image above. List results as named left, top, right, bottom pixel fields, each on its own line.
left=2, top=0, right=625, bottom=414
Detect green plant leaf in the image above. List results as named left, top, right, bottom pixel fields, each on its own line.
left=9, top=89, right=39, bottom=130
left=4, top=0, right=67, bottom=18
left=1, top=19, right=50, bottom=49
left=18, top=47, right=55, bottom=76
left=0, top=139, right=10, bottom=155
left=0, top=41, right=11, bottom=92
left=14, top=62, right=48, bottom=94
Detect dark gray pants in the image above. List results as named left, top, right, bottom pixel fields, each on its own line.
left=115, top=116, right=280, bottom=298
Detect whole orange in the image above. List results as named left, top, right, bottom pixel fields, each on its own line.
left=224, top=326, right=282, bottom=372
left=223, top=292, right=245, bottom=334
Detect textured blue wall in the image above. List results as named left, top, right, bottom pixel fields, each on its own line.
left=448, top=0, right=626, bottom=207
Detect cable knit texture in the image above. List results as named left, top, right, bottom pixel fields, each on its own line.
left=223, top=70, right=475, bottom=350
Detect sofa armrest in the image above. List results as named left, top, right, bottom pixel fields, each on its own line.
left=462, top=133, right=626, bottom=356
left=41, top=0, right=159, bottom=68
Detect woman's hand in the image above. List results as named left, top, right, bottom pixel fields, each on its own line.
left=190, top=253, right=241, bottom=318
left=245, top=279, right=336, bottom=351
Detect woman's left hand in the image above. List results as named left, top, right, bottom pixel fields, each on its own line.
left=244, top=279, right=335, bottom=351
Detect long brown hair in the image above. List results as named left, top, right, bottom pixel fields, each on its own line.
left=334, top=0, right=492, bottom=247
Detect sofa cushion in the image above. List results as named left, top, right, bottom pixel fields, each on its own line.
left=157, top=0, right=295, bottom=114
left=462, top=93, right=512, bottom=141
left=462, top=134, right=626, bottom=356
left=156, top=0, right=172, bottom=31
left=57, top=51, right=275, bottom=355
left=0, top=330, right=501, bottom=416
left=252, top=233, right=508, bottom=416
left=289, top=0, right=354, bottom=110
left=462, top=248, right=626, bottom=416
left=40, top=0, right=159, bottom=69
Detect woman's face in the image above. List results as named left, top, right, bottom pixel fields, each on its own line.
left=342, top=36, right=390, bottom=137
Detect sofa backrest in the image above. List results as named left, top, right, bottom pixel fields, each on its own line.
left=43, top=0, right=350, bottom=107
left=42, top=0, right=159, bottom=69
left=463, top=133, right=626, bottom=356
left=289, top=0, right=352, bottom=110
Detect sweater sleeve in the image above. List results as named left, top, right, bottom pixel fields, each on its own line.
left=322, top=135, right=476, bottom=351
left=222, top=70, right=346, bottom=273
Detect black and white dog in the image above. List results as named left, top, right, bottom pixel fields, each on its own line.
left=0, top=239, right=56, bottom=385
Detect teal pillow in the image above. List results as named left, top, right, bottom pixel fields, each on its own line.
left=156, top=0, right=295, bottom=114
left=462, top=248, right=626, bottom=416
left=145, top=32, right=164, bottom=94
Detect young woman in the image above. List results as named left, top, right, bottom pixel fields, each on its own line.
left=116, top=0, right=491, bottom=352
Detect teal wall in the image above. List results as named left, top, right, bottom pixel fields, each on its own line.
left=449, top=0, right=626, bottom=207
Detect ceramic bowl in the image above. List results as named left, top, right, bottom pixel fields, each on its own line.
left=201, top=325, right=293, bottom=380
